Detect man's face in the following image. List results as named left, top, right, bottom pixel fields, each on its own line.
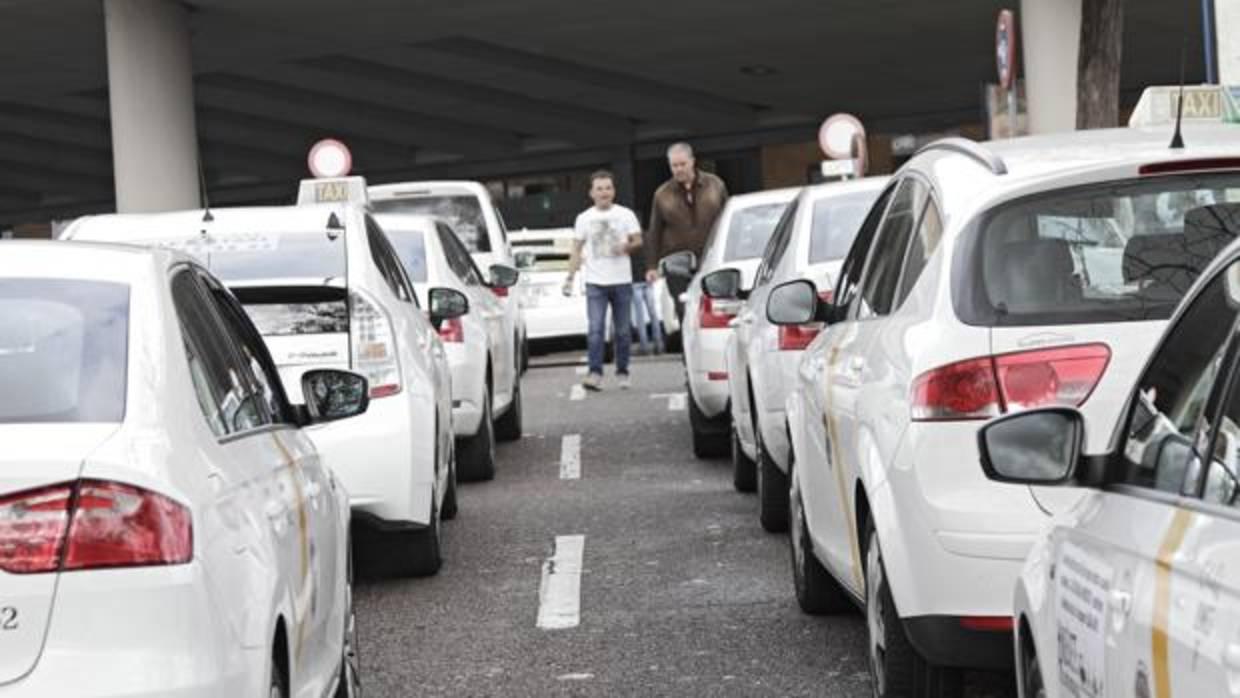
left=668, top=150, right=695, bottom=185
left=590, top=177, right=615, bottom=208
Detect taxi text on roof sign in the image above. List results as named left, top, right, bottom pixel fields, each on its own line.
left=296, top=176, right=370, bottom=207
left=1128, top=84, right=1240, bottom=127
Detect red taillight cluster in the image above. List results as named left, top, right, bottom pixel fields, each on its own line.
left=0, top=480, right=192, bottom=574
left=438, top=317, right=465, bottom=343
left=699, top=296, right=741, bottom=329
left=910, top=344, right=1110, bottom=421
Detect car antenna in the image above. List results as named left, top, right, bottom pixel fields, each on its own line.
left=1169, top=33, right=1188, bottom=149
left=197, top=153, right=214, bottom=226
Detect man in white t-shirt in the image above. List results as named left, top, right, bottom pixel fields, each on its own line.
left=565, top=170, right=643, bottom=390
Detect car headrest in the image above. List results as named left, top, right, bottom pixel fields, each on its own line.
left=1183, top=203, right=1240, bottom=271
left=991, top=238, right=1077, bottom=310
left=1122, top=234, right=1186, bottom=284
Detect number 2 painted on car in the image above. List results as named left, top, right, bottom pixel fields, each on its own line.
left=0, top=606, right=17, bottom=630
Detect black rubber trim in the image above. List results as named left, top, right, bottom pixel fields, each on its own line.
left=902, top=615, right=1014, bottom=669
left=349, top=510, right=429, bottom=534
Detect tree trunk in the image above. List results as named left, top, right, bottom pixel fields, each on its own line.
left=1077, top=0, right=1125, bottom=129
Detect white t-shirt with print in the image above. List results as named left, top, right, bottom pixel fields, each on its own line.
left=573, top=204, right=641, bottom=286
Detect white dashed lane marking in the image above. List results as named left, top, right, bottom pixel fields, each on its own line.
left=570, top=385, right=586, bottom=401
left=537, top=535, right=585, bottom=630
left=651, top=392, right=687, bottom=411
left=575, top=366, right=588, bottom=375
left=560, top=434, right=581, bottom=480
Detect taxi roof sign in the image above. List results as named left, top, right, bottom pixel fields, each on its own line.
left=296, top=176, right=370, bottom=207
left=1128, top=84, right=1240, bottom=127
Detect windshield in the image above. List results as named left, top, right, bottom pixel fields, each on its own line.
left=959, top=174, right=1240, bottom=326
left=809, top=190, right=881, bottom=263
left=723, top=202, right=789, bottom=262
left=0, top=279, right=129, bottom=423
left=371, top=195, right=492, bottom=253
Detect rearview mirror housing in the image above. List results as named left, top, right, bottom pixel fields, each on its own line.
left=429, top=287, right=470, bottom=325
left=767, top=279, right=820, bottom=325
left=701, top=268, right=742, bottom=299
left=978, top=407, right=1084, bottom=485
left=488, top=264, right=520, bottom=289
left=659, top=251, right=697, bottom=281
left=302, top=370, right=370, bottom=423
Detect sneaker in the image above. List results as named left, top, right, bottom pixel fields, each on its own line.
left=617, top=374, right=632, bottom=390
left=582, top=373, right=603, bottom=391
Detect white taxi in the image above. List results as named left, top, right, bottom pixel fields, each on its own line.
left=772, top=121, right=1240, bottom=695
left=369, top=180, right=530, bottom=372
left=0, top=241, right=361, bottom=697
left=375, top=212, right=524, bottom=481
left=660, top=187, right=798, bottom=458
left=979, top=233, right=1240, bottom=698
left=722, top=178, right=884, bottom=531
left=65, top=195, right=457, bottom=578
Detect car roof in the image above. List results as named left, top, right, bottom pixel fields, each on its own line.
left=802, top=175, right=891, bottom=202
left=368, top=180, right=488, bottom=199
left=0, top=240, right=174, bottom=283
left=725, top=186, right=801, bottom=209
left=372, top=211, right=440, bottom=234
left=67, top=204, right=357, bottom=242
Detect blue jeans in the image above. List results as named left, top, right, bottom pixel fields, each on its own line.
left=587, top=282, right=632, bottom=376
left=630, top=281, right=665, bottom=353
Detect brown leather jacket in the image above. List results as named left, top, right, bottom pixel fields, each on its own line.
left=645, top=170, right=728, bottom=270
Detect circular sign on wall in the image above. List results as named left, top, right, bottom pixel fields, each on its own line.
left=307, top=138, right=353, bottom=178
left=996, top=9, right=1017, bottom=90
left=818, top=113, right=865, bottom=160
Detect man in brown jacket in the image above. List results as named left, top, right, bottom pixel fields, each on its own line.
left=644, top=142, right=729, bottom=321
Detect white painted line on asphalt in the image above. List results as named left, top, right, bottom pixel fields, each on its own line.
left=557, top=673, right=595, bottom=682
left=560, top=434, right=581, bottom=480
left=537, top=535, right=584, bottom=630
left=569, top=384, right=586, bottom=401
left=575, top=366, right=588, bottom=375
left=650, top=392, right=687, bottom=411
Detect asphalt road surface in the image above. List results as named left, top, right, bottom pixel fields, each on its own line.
left=355, top=352, right=1017, bottom=697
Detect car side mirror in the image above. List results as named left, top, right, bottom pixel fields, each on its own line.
left=488, top=264, right=520, bottom=289
left=659, top=251, right=697, bottom=281
left=767, top=279, right=820, bottom=325
left=978, top=407, right=1084, bottom=485
left=302, top=370, right=370, bottom=423
left=514, top=251, right=538, bottom=271
left=429, top=287, right=470, bottom=327
left=701, top=268, right=742, bottom=299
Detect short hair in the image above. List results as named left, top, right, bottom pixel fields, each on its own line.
left=666, top=142, right=694, bottom=159
left=589, top=169, right=615, bottom=186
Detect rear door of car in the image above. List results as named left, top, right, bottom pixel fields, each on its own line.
left=440, top=222, right=512, bottom=400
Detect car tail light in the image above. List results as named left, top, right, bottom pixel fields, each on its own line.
left=707, top=371, right=729, bottom=381
left=699, top=296, right=741, bottom=329
left=350, top=290, right=402, bottom=399
left=778, top=324, right=821, bottom=351
left=0, top=480, right=192, bottom=574
left=491, top=286, right=509, bottom=298
left=438, top=317, right=465, bottom=343
left=959, top=616, right=1014, bottom=632
left=911, top=344, right=1110, bottom=421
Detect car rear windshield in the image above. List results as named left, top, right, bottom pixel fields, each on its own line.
left=808, top=190, right=881, bottom=264
left=371, top=196, right=492, bottom=253
left=379, top=227, right=430, bottom=283
left=723, top=202, right=789, bottom=261
left=232, top=286, right=349, bottom=337
left=153, top=230, right=348, bottom=284
left=957, top=174, right=1240, bottom=326
left=0, top=279, right=128, bottom=423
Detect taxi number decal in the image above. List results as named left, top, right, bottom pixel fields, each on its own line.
left=1, top=607, right=16, bottom=631
left=1055, top=543, right=1111, bottom=698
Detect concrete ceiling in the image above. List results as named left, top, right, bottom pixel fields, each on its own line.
left=0, top=0, right=1209, bottom=224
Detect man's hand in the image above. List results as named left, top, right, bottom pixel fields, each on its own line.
left=646, top=269, right=658, bottom=284
left=562, top=274, right=575, bottom=297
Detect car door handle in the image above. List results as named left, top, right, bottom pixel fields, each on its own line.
left=304, top=480, right=323, bottom=503
left=1110, top=588, right=1133, bottom=617
left=847, top=356, right=865, bottom=374
left=264, top=500, right=289, bottom=533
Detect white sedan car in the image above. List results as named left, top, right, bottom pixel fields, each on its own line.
left=660, top=188, right=798, bottom=458
left=980, top=232, right=1240, bottom=698
left=775, top=123, right=1240, bottom=695
left=66, top=200, right=456, bottom=578
left=0, top=241, right=361, bottom=698
left=722, top=178, right=884, bottom=530
left=376, top=212, right=524, bottom=481
left=510, top=227, right=588, bottom=342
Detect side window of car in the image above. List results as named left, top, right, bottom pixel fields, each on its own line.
left=170, top=270, right=266, bottom=437
left=366, top=216, right=414, bottom=303
left=835, top=185, right=895, bottom=317
left=755, top=198, right=800, bottom=286
left=439, top=224, right=481, bottom=286
left=856, top=179, right=927, bottom=319
left=893, top=195, right=944, bottom=308
left=197, top=271, right=293, bottom=425
left=1120, top=263, right=1240, bottom=493
left=1199, top=339, right=1240, bottom=508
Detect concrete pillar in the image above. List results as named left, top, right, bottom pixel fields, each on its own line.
left=1020, top=0, right=1082, bottom=134
left=1219, top=0, right=1240, bottom=85
left=104, top=0, right=200, bottom=212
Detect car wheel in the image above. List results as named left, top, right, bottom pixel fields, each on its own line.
left=334, top=544, right=362, bottom=698
left=270, top=655, right=289, bottom=698
left=688, top=388, right=728, bottom=459
left=789, top=463, right=850, bottom=614
left=456, top=390, right=496, bottom=482
left=1021, top=633, right=1046, bottom=698
left=731, top=423, right=756, bottom=492
left=865, top=523, right=961, bottom=698
left=757, top=433, right=789, bottom=533
left=494, top=379, right=523, bottom=442
left=520, top=336, right=530, bottom=374
left=441, top=445, right=458, bottom=521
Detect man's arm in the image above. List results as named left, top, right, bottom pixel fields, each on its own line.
left=566, top=239, right=585, bottom=278
left=645, top=199, right=664, bottom=281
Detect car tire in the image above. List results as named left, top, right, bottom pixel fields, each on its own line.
left=731, top=423, right=757, bottom=492
left=270, top=655, right=289, bottom=698
left=334, top=544, right=362, bottom=698
left=1021, top=632, right=1046, bottom=698
left=757, top=434, right=790, bottom=533
left=494, top=379, right=523, bottom=442
left=520, top=336, right=530, bottom=374
left=456, top=390, right=496, bottom=482
left=441, top=449, right=458, bottom=521
left=789, top=463, right=850, bottom=614
left=865, top=522, right=962, bottom=698
left=688, top=388, right=729, bottom=459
